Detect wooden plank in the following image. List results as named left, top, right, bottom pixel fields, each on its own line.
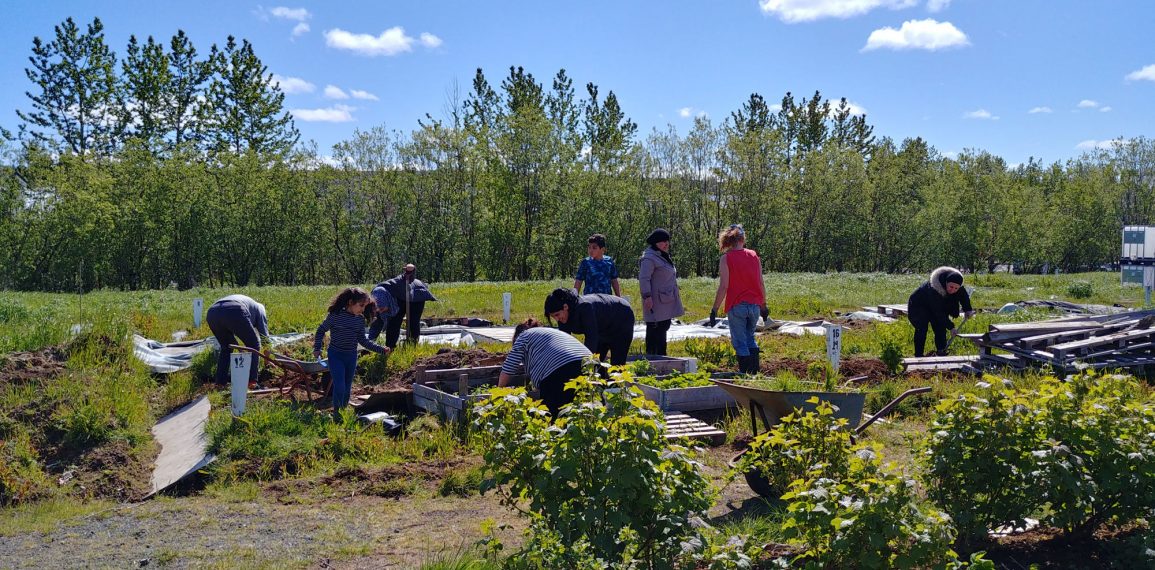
left=418, top=365, right=505, bottom=383
left=637, top=382, right=736, bottom=412
left=662, top=412, right=725, bottom=446
left=902, top=355, right=980, bottom=364
left=1050, top=328, right=1155, bottom=359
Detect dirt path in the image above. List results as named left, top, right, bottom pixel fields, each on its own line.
left=0, top=446, right=760, bottom=569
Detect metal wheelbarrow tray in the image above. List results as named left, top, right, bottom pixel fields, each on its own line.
left=713, top=378, right=931, bottom=498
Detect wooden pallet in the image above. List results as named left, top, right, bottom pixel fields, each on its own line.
left=662, top=412, right=726, bottom=446
left=902, top=354, right=980, bottom=372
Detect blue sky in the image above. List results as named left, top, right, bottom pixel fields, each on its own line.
left=3, top=0, right=1153, bottom=166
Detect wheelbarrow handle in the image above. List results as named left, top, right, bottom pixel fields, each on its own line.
left=855, top=386, right=933, bottom=435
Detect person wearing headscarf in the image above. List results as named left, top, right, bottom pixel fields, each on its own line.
left=638, top=228, right=684, bottom=356
left=907, top=266, right=975, bottom=357
left=544, top=287, right=635, bottom=365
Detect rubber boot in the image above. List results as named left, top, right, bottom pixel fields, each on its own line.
left=737, top=354, right=754, bottom=374
left=750, top=347, right=761, bottom=375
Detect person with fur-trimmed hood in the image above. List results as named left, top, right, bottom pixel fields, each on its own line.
left=907, top=266, right=975, bottom=357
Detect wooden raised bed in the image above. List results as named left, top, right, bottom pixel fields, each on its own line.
left=636, top=381, right=736, bottom=412
left=411, top=365, right=527, bottom=422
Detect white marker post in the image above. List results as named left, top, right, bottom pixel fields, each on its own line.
left=823, top=323, right=842, bottom=375
left=502, top=292, right=512, bottom=324
left=230, top=352, right=252, bottom=416
left=193, top=298, right=204, bottom=328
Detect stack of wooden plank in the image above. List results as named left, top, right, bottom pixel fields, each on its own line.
left=968, top=309, right=1155, bottom=374
left=861, top=304, right=908, bottom=317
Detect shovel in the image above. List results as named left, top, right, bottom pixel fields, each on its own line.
left=944, top=313, right=972, bottom=353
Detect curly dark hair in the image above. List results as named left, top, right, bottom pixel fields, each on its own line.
left=327, top=287, right=373, bottom=323
left=543, top=287, right=579, bottom=325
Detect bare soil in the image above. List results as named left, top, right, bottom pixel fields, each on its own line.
left=757, top=355, right=890, bottom=381
left=382, top=348, right=506, bottom=390
left=0, top=347, right=67, bottom=387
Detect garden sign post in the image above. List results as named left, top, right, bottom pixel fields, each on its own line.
left=823, top=323, right=842, bottom=374
left=502, top=292, right=511, bottom=324
left=230, top=352, right=251, bottom=416
left=193, top=298, right=203, bottom=329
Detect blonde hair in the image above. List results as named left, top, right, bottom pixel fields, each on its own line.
left=718, top=224, right=745, bottom=251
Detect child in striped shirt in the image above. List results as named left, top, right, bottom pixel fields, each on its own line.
left=313, top=287, right=391, bottom=419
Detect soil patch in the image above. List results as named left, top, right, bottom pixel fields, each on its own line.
left=70, top=439, right=158, bottom=503
left=0, top=346, right=67, bottom=387
left=758, top=356, right=888, bottom=382
left=382, top=348, right=506, bottom=390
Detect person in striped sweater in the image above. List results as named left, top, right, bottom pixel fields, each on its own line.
left=498, top=318, right=592, bottom=418
left=313, top=287, right=391, bottom=419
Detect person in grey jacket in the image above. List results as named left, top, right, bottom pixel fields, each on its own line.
left=205, top=294, right=269, bottom=386
left=638, top=228, right=684, bottom=356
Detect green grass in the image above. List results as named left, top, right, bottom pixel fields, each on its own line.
left=0, top=497, right=117, bottom=536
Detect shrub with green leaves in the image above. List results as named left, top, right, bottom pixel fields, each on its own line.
left=920, top=379, right=1043, bottom=543
left=1066, top=280, right=1094, bottom=299
left=779, top=443, right=958, bottom=569
left=922, top=372, right=1155, bottom=542
left=1033, top=372, right=1155, bottom=534
left=877, top=324, right=905, bottom=375
left=472, top=368, right=716, bottom=569
left=683, top=337, right=736, bottom=371
left=636, top=370, right=714, bottom=389
left=733, top=399, right=853, bottom=500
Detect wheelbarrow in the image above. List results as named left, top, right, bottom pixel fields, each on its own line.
left=713, top=378, right=931, bottom=498
left=230, top=345, right=331, bottom=402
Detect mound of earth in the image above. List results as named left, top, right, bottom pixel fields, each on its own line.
left=0, top=346, right=68, bottom=387
left=382, top=348, right=506, bottom=389
left=758, top=356, right=889, bottom=381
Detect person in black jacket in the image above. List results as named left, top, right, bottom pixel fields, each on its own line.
left=907, top=266, right=975, bottom=357
left=544, top=287, right=635, bottom=365
left=367, top=264, right=437, bottom=348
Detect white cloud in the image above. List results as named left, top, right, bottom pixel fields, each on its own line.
left=270, top=6, right=310, bottom=21
left=324, top=85, right=349, bottom=100
left=292, top=22, right=310, bottom=38
left=351, top=89, right=379, bottom=101
left=270, top=74, right=315, bottom=94
left=926, top=0, right=951, bottom=12
left=1077, top=99, right=1099, bottom=109
left=863, top=19, right=969, bottom=51
left=679, top=107, right=693, bottom=118
left=964, top=109, right=998, bottom=120
left=829, top=100, right=868, bottom=116
left=291, top=104, right=356, bottom=122
left=325, top=27, right=416, bottom=56
left=1100, top=106, right=1112, bottom=112
left=420, top=33, right=443, bottom=48
left=759, top=0, right=917, bottom=23
left=1076, top=139, right=1122, bottom=151
left=1028, top=106, right=1052, bottom=114
left=1125, top=64, right=1155, bottom=82
left=942, top=150, right=959, bottom=160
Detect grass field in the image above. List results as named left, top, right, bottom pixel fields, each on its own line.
left=0, top=270, right=1151, bottom=568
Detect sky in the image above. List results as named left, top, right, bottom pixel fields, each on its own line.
left=2, top=0, right=1154, bottom=166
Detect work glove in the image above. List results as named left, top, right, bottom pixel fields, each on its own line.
left=708, top=309, right=717, bottom=327
left=759, top=305, right=770, bottom=320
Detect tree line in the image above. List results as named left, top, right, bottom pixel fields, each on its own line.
left=1, top=17, right=1151, bottom=291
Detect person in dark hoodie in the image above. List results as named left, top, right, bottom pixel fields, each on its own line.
left=367, top=264, right=437, bottom=348
left=544, top=287, right=635, bottom=365
left=907, top=266, right=975, bottom=357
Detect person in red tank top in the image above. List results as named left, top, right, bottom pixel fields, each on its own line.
left=708, top=224, right=768, bottom=374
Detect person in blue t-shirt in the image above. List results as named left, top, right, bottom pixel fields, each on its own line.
left=573, top=233, right=621, bottom=296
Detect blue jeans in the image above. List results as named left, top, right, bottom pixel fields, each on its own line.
left=727, top=302, right=760, bottom=357
left=326, top=349, right=358, bottom=415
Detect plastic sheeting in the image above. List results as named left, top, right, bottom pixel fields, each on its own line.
left=845, top=311, right=896, bottom=323
left=132, top=332, right=312, bottom=374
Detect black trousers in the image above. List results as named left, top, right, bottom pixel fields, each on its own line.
left=368, top=300, right=424, bottom=349
left=537, top=359, right=584, bottom=418
left=911, top=317, right=950, bottom=357
left=595, top=333, right=632, bottom=366
left=645, top=320, right=671, bottom=356
left=206, top=302, right=260, bottom=385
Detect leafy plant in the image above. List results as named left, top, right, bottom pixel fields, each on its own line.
left=472, top=365, right=716, bottom=568
left=779, top=444, right=958, bottom=569
left=683, top=337, right=736, bottom=371
left=1066, top=280, right=1094, bottom=299
left=878, top=324, right=905, bottom=375
left=733, top=399, right=854, bottom=500
left=636, top=370, right=714, bottom=389
left=920, top=379, right=1042, bottom=544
